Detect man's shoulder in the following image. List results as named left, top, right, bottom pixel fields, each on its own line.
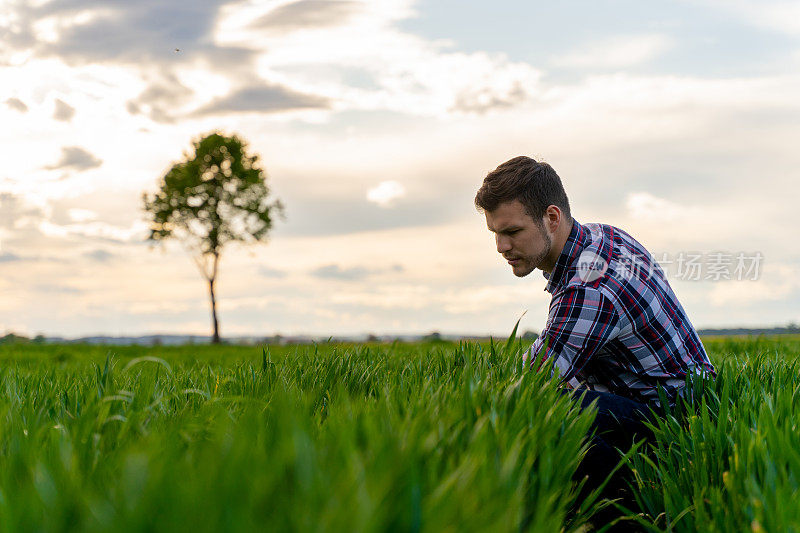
left=583, top=222, right=648, bottom=253
left=561, top=222, right=654, bottom=298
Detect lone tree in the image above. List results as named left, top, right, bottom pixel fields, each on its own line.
left=143, top=132, right=283, bottom=344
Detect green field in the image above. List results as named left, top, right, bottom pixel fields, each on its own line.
left=0, top=335, right=798, bottom=532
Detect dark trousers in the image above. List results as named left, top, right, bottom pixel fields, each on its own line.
left=566, top=389, right=661, bottom=531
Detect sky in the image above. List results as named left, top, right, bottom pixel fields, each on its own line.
left=1, top=0, right=799, bottom=339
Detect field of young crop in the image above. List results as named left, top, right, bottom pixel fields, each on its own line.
left=0, top=335, right=798, bottom=532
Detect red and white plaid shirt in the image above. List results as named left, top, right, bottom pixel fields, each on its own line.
left=523, top=219, right=716, bottom=405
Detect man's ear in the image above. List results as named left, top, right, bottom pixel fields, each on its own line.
left=544, top=205, right=562, bottom=232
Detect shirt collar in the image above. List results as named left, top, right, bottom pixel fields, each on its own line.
left=542, top=219, right=588, bottom=294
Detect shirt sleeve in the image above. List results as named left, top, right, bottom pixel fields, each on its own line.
left=523, top=286, right=620, bottom=384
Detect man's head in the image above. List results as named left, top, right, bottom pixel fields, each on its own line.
left=475, top=156, right=571, bottom=223
left=475, top=156, right=572, bottom=277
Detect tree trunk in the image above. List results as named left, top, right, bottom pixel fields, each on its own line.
left=209, top=276, right=220, bottom=344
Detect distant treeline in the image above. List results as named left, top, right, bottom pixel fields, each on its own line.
left=0, top=333, right=47, bottom=344
left=697, top=324, right=800, bottom=336
left=2, top=325, right=799, bottom=346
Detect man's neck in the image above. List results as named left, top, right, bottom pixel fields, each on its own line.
left=541, top=218, right=573, bottom=274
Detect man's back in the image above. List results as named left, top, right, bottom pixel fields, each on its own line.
left=525, top=219, right=716, bottom=405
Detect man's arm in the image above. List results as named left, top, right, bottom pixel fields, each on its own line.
left=523, top=286, right=620, bottom=386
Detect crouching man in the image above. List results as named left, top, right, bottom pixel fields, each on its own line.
left=475, top=156, right=716, bottom=528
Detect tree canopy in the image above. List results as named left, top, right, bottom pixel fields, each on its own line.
left=143, top=132, right=283, bottom=343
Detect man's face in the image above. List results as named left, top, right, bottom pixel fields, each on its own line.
left=485, top=200, right=553, bottom=277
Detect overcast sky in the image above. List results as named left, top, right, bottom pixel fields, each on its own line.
left=1, top=0, right=799, bottom=339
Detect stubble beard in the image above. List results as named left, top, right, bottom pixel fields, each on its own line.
left=514, top=226, right=552, bottom=277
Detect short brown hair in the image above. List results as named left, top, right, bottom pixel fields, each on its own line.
left=474, top=156, right=571, bottom=224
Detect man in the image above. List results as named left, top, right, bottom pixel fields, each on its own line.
left=475, top=155, right=715, bottom=527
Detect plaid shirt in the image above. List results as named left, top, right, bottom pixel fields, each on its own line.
left=523, top=219, right=716, bottom=406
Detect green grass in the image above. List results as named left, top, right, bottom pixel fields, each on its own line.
left=629, top=335, right=800, bottom=532
left=0, top=335, right=798, bottom=532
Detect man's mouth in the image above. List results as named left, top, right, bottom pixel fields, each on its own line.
left=506, top=257, right=520, bottom=265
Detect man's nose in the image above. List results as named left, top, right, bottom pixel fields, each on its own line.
left=496, top=235, right=511, bottom=254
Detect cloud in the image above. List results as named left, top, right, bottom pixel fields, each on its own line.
left=2, top=0, right=543, bottom=121
left=38, top=219, right=149, bottom=244
left=326, top=283, right=546, bottom=315
left=45, top=146, right=102, bottom=171
left=68, top=208, right=98, bottom=222
left=451, top=81, right=528, bottom=114
left=82, top=249, right=113, bottom=262
left=310, top=263, right=403, bottom=281
left=707, top=263, right=800, bottom=306
left=625, top=192, right=701, bottom=221
left=258, top=265, right=288, bottom=278
left=366, top=180, right=405, bottom=207
left=33, top=283, right=84, bottom=294
left=126, top=71, right=194, bottom=123
left=555, top=34, right=674, bottom=69
left=689, top=0, right=800, bottom=35
left=274, top=193, right=471, bottom=237
left=1, top=0, right=256, bottom=120
left=53, top=98, right=75, bottom=121
left=5, top=98, right=28, bottom=112
left=0, top=193, right=44, bottom=229
left=252, top=0, right=362, bottom=32
left=217, top=1, right=543, bottom=117
left=311, top=264, right=371, bottom=281
left=17, top=1, right=248, bottom=66
left=353, top=49, right=542, bottom=116
left=195, top=84, right=330, bottom=115
left=0, top=251, right=22, bottom=263
left=0, top=250, right=59, bottom=263
left=751, top=2, right=800, bottom=34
